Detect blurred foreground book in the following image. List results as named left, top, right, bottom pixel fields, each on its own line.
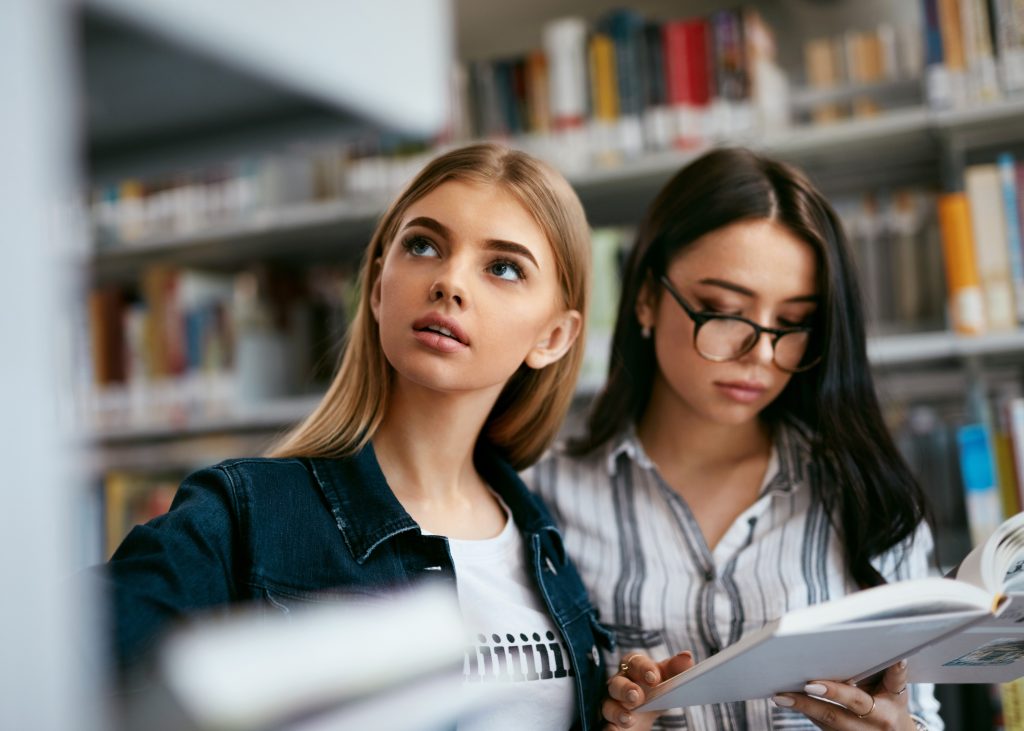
left=120, top=583, right=496, bottom=731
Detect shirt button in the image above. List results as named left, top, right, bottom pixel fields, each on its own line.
left=709, top=645, right=720, bottom=656
left=704, top=568, right=715, bottom=582
left=590, top=645, right=600, bottom=665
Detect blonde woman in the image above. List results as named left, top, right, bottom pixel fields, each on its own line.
left=104, top=144, right=612, bottom=730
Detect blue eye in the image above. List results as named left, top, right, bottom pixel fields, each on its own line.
left=403, top=235, right=438, bottom=257
left=489, top=260, right=524, bottom=281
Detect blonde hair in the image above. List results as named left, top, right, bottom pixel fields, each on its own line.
left=268, top=143, right=591, bottom=470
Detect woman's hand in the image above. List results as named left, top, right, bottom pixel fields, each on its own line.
left=602, top=651, right=695, bottom=731
left=771, top=659, right=919, bottom=730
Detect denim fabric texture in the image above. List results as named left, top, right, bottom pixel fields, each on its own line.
left=104, top=441, right=612, bottom=730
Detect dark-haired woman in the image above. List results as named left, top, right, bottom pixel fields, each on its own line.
left=526, top=148, right=939, bottom=731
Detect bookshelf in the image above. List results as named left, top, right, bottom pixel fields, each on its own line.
left=87, top=97, right=1024, bottom=278
left=78, top=2, right=1024, bottom=728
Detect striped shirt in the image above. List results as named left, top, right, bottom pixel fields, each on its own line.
left=525, top=420, right=943, bottom=731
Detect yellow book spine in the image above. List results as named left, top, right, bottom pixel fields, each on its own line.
left=589, top=33, right=619, bottom=122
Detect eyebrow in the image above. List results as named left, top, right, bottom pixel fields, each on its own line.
left=403, top=216, right=540, bottom=269
left=698, top=277, right=819, bottom=304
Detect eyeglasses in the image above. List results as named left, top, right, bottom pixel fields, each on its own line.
left=658, top=275, right=821, bottom=373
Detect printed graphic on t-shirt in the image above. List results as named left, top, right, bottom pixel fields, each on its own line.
left=465, top=630, right=574, bottom=682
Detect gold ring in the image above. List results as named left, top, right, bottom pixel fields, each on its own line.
left=896, top=685, right=908, bottom=696
left=618, top=653, right=642, bottom=676
left=856, top=697, right=876, bottom=719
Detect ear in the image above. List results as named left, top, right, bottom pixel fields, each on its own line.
left=524, top=309, right=583, bottom=370
left=635, top=275, right=658, bottom=332
left=369, top=257, right=384, bottom=322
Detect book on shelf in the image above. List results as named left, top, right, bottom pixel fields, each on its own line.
left=84, top=264, right=357, bottom=433
left=995, top=0, right=1024, bottom=93
left=638, top=511, right=1024, bottom=711
left=958, top=423, right=1007, bottom=547
left=920, top=0, right=1024, bottom=109
left=966, top=162, right=1017, bottom=331
left=662, top=17, right=711, bottom=149
left=937, top=191, right=987, bottom=335
left=1002, top=676, right=1024, bottom=731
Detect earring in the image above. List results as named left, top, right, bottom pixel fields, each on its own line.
left=641, top=325, right=652, bottom=339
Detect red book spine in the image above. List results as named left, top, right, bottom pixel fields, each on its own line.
left=684, top=19, right=711, bottom=106
left=663, top=20, right=695, bottom=105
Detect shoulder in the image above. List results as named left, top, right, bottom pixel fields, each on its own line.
left=204, top=457, right=314, bottom=484
left=179, top=457, right=324, bottom=511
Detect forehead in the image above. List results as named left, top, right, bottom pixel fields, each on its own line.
left=667, top=219, right=818, bottom=295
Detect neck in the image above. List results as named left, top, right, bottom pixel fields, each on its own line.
left=637, top=374, right=772, bottom=473
left=372, top=377, right=501, bottom=501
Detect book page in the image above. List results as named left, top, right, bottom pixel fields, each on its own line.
left=954, top=512, right=1024, bottom=592
left=775, top=577, right=990, bottom=632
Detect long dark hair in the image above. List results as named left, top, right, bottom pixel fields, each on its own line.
left=572, top=147, right=929, bottom=588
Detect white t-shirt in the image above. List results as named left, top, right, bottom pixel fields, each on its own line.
left=446, top=509, right=577, bottom=731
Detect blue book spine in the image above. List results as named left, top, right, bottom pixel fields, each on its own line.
left=956, top=424, right=1004, bottom=546
left=999, top=152, right=1024, bottom=323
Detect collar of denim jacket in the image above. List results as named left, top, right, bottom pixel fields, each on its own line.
left=307, top=440, right=566, bottom=566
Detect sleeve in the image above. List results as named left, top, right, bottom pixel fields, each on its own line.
left=873, top=521, right=945, bottom=730
left=100, top=465, right=243, bottom=673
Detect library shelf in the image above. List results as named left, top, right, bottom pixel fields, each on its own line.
left=89, top=97, right=1024, bottom=280
left=867, top=330, right=1024, bottom=367
left=87, top=393, right=323, bottom=444
left=83, top=330, right=1024, bottom=450
left=932, top=96, right=1024, bottom=134
left=91, top=196, right=388, bottom=284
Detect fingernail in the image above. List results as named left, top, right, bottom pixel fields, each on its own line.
left=626, top=689, right=639, bottom=704
left=619, top=711, right=632, bottom=725
left=804, top=683, right=828, bottom=696
left=645, top=670, right=657, bottom=684
left=772, top=695, right=795, bottom=707
left=898, top=659, right=908, bottom=670
left=677, top=650, right=693, bottom=658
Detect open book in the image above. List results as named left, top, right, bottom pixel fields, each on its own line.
left=638, top=512, right=1024, bottom=711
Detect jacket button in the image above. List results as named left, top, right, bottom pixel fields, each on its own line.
left=590, top=645, right=600, bottom=664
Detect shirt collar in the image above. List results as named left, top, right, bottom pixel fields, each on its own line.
left=605, top=422, right=656, bottom=476
left=308, top=441, right=566, bottom=565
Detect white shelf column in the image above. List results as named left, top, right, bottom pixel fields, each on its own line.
left=0, top=1, right=100, bottom=729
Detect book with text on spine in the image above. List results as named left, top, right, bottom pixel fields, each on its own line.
left=638, top=511, right=1024, bottom=711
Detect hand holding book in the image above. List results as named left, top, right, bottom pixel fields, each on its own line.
left=602, top=651, right=694, bottom=730
left=771, top=659, right=918, bottom=730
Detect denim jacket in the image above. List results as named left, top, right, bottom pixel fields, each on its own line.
left=105, top=441, right=613, bottom=730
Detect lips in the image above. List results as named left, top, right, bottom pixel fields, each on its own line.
left=714, top=380, right=767, bottom=404
left=412, top=314, right=470, bottom=348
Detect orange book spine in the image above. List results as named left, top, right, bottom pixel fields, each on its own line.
left=938, top=192, right=987, bottom=334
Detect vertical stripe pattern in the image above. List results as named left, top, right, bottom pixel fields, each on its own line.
left=525, top=422, right=944, bottom=731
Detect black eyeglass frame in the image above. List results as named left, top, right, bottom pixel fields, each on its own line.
left=657, top=275, right=822, bottom=373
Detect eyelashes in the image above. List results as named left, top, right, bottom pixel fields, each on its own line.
left=402, top=234, right=439, bottom=258
left=400, top=234, right=527, bottom=282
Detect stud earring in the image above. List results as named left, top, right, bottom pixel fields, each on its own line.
left=641, top=325, right=652, bottom=339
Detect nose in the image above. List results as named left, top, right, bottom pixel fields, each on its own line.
left=429, top=259, right=468, bottom=308
left=743, top=327, right=775, bottom=366
left=430, top=284, right=463, bottom=307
